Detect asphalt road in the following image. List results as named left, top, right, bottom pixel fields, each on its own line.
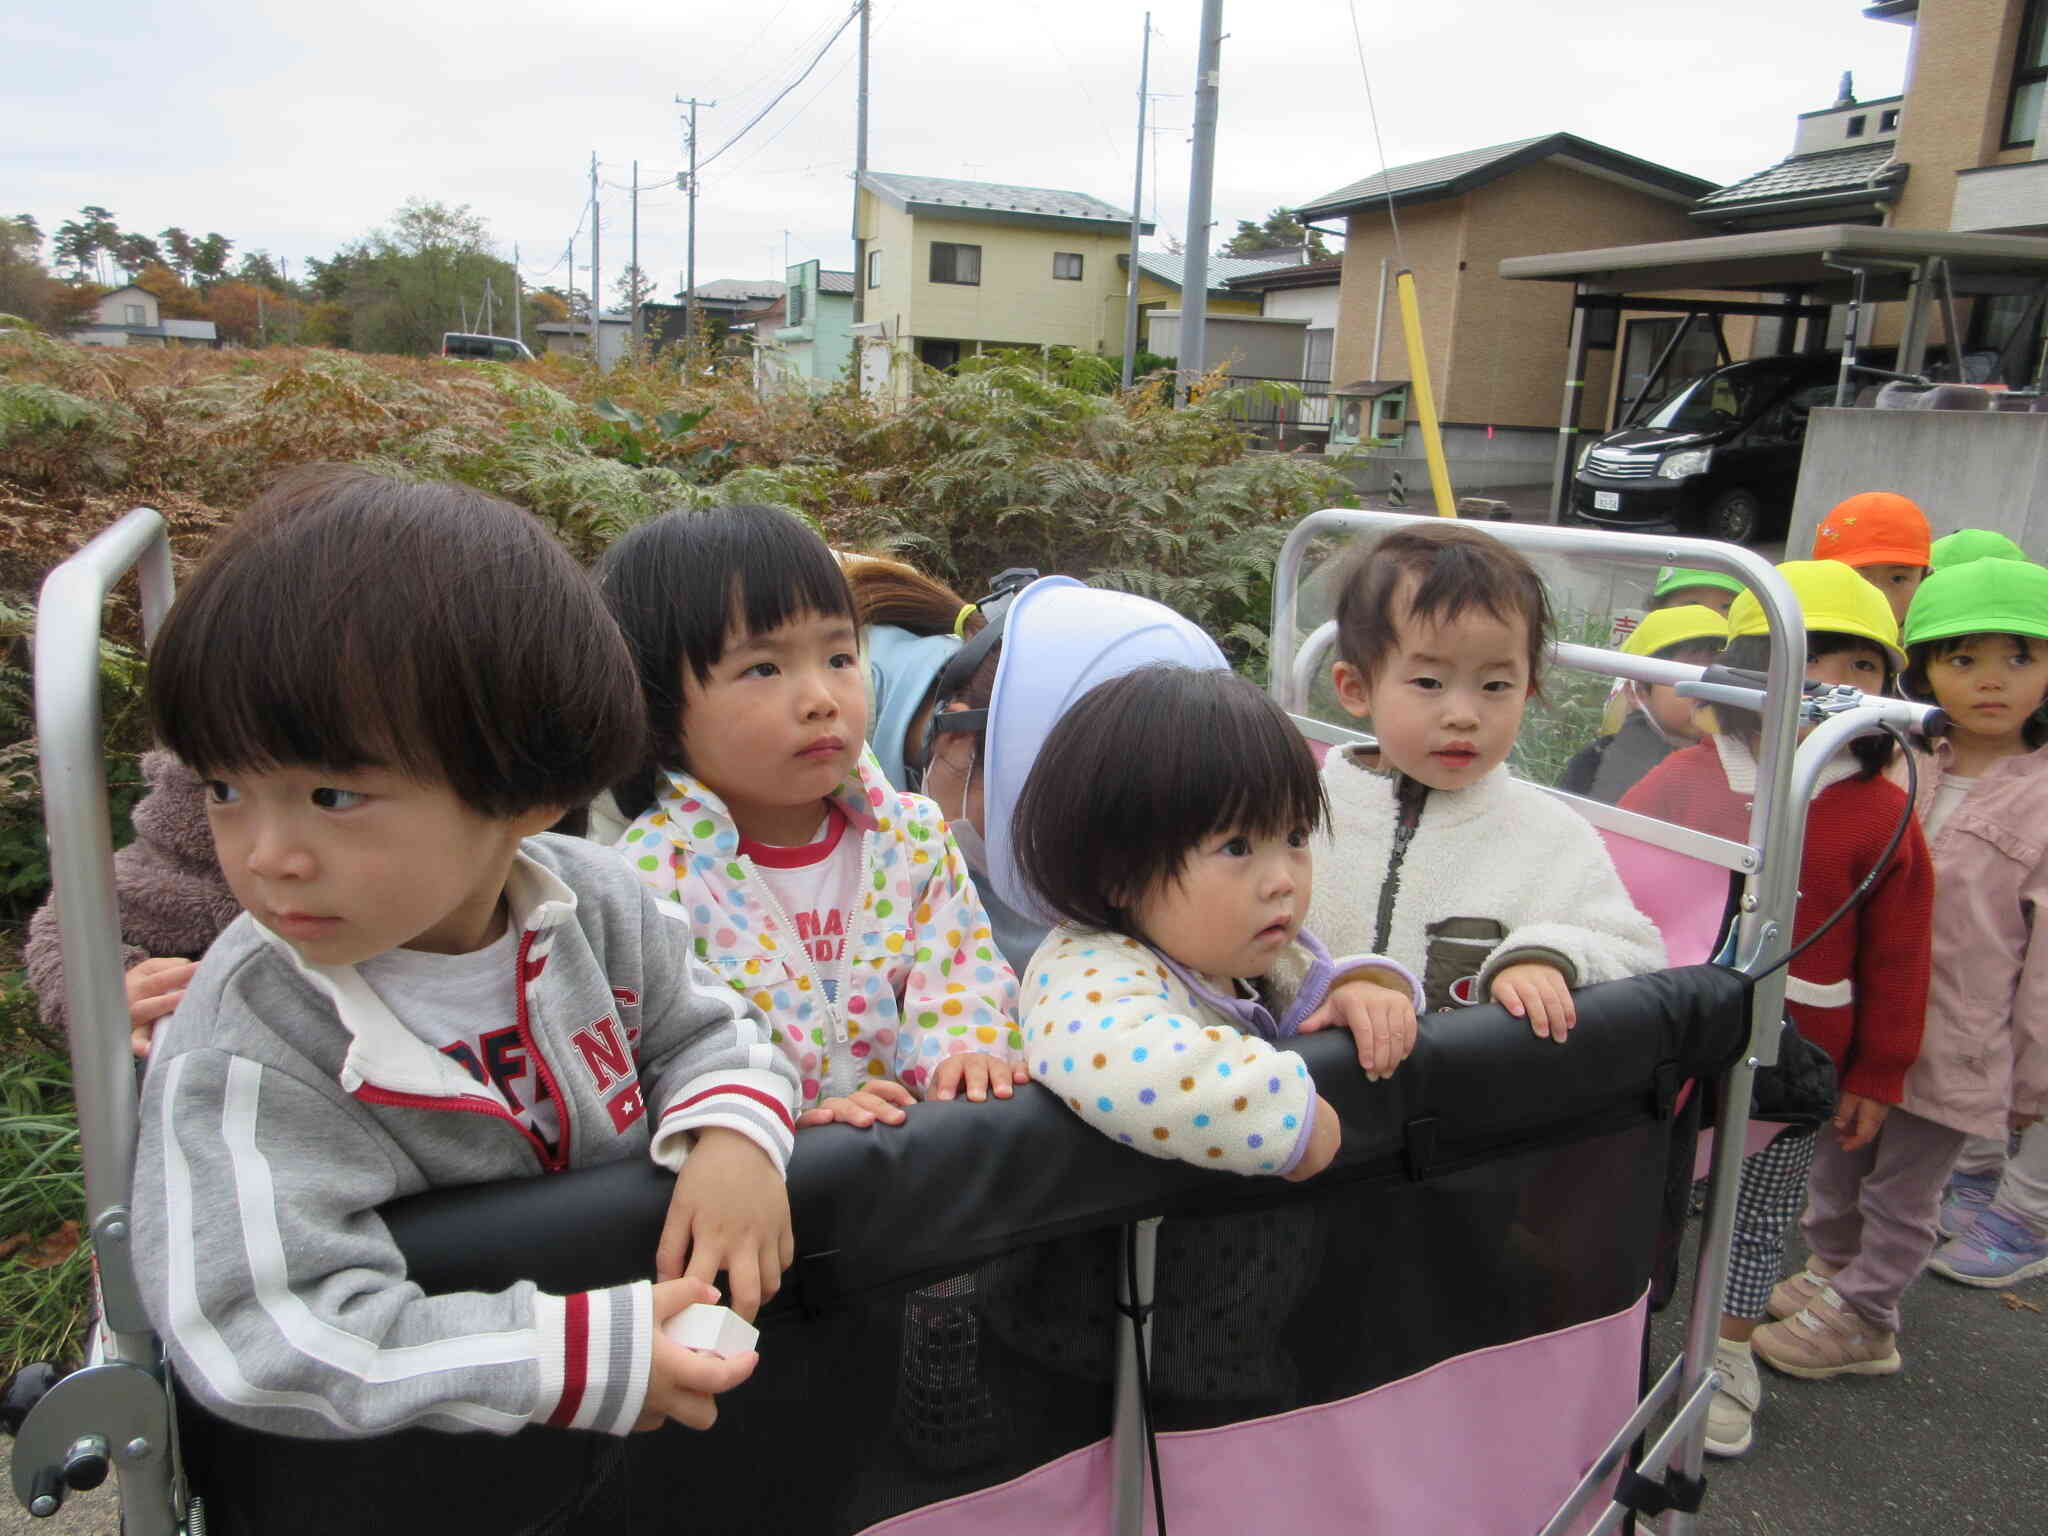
left=1645, top=1220, right=2048, bottom=1535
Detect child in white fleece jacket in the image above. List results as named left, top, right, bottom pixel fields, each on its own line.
left=1309, top=522, right=1663, bottom=1035
left=1011, top=666, right=1420, bottom=1178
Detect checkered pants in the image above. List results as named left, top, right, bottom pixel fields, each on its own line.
left=1724, top=1125, right=1818, bottom=1320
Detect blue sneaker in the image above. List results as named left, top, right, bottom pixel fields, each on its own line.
left=1938, top=1169, right=2001, bottom=1239
left=1928, top=1206, right=2048, bottom=1289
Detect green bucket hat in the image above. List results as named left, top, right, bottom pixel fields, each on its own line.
left=1652, top=566, right=1745, bottom=601
left=1929, top=528, right=2028, bottom=572
left=1902, top=557, right=2048, bottom=648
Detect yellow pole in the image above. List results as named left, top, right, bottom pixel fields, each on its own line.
left=1394, top=268, right=1456, bottom=516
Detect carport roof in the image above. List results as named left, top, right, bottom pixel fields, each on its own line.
left=1498, top=224, right=2048, bottom=301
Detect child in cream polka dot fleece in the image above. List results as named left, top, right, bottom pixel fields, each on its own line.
left=599, top=506, right=1022, bottom=1127
left=1010, top=666, right=1421, bottom=1178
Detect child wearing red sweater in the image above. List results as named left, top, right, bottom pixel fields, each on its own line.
left=1621, top=560, right=1933, bottom=1458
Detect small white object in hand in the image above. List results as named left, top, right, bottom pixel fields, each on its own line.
left=662, top=1303, right=759, bottom=1358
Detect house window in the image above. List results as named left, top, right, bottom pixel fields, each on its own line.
left=918, top=338, right=961, bottom=371
left=929, top=242, right=981, bottom=285
left=1880, top=107, right=1900, bottom=131
left=124, top=303, right=145, bottom=325
left=1845, top=115, right=1867, bottom=138
left=1304, top=327, right=1333, bottom=383
left=867, top=249, right=882, bottom=288
left=787, top=283, right=806, bottom=325
left=1053, top=251, right=1084, bottom=281
left=2005, top=0, right=2048, bottom=146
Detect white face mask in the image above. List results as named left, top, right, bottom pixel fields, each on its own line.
left=948, top=817, right=989, bottom=875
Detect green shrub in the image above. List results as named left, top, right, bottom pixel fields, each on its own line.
left=0, top=1019, right=92, bottom=1376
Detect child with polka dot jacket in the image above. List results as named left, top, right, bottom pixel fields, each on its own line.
left=600, top=506, right=1023, bottom=1125
left=1011, top=666, right=1422, bottom=1178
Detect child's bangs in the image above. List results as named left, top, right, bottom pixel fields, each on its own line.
left=726, top=524, right=857, bottom=649
left=1190, top=693, right=1328, bottom=847
left=150, top=568, right=451, bottom=786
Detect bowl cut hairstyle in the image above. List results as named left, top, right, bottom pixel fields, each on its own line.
left=1716, top=633, right=1896, bottom=776
left=1010, top=665, right=1328, bottom=941
left=1335, top=522, right=1553, bottom=695
left=148, top=465, right=644, bottom=819
left=1904, top=634, right=2048, bottom=750
left=596, top=503, right=857, bottom=817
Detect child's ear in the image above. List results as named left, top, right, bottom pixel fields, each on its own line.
left=512, top=803, right=573, bottom=839
left=1331, top=660, right=1372, bottom=719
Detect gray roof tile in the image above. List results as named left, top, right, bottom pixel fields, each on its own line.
left=1123, top=249, right=1309, bottom=292
left=1294, top=133, right=1714, bottom=220
left=1696, top=142, right=1903, bottom=207
left=1295, top=136, right=1552, bottom=218
left=861, top=171, right=1133, bottom=224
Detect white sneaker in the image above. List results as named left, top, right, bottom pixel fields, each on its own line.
left=1704, top=1338, right=1760, bottom=1458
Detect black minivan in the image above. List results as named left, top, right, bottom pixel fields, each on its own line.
left=1567, top=353, right=1843, bottom=545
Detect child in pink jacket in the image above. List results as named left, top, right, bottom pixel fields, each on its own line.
left=1758, top=557, right=2048, bottom=1365
left=1903, top=559, right=2048, bottom=1289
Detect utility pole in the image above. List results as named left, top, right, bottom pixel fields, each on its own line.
left=676, top=96, right=716, bottom=362
left=589, top=151, right=603, bottom=366
left=1179, top=0, right=1223, bottom=402
left=630, top=158, right=644, bottom=347
left=513, top=243, right=524, bottom=346
left=1120, top=12, right=1152, bottom=390
left=851, top=0, right=870, bottom=325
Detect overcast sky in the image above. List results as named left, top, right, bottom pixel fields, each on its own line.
left=15, top=0, right=1912, bottom=306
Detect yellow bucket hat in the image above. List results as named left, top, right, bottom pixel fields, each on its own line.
left=1728, top=559, right=1905, bottom=672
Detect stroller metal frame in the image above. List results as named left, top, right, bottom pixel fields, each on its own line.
left=1269, top=509, right=1936, bottom=1534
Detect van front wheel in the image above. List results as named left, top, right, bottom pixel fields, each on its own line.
left=1702, top=489, right=1761, bottom=545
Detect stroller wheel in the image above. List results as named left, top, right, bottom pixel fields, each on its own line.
left=0, top=1362, right=63, bottom=1436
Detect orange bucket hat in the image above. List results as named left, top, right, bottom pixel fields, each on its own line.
left=1811, top=491, right=1932, bottom=569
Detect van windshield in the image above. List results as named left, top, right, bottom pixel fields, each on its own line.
left=1639, top=367, right=1783, bottom=432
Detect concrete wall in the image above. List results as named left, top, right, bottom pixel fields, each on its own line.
left=1342, top=424, right=1555, bottom=494
left=1145, top=311, right=1310, bottom=378
left=1787, top=406, right=2048, bottom=558
left=1793, top=97, right=1902, bottom=157
left=1118, top=269, right=1261, bottom=352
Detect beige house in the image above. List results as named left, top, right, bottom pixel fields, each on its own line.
left=1293, top=135, right=1714, bottom=484
left=1700, top=1, right=2048, bottom=379
left=69, top=284, right=217, bottom=349
left=852, top=171, right=1152, bottom=399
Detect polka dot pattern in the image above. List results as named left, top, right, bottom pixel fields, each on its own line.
left=1018, top=926, right=1315, bottom=1179
left=613, top=755, right=1021, bottom=1112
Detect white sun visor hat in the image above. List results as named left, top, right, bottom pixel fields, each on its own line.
left=983, top=576, right=1228, bottom=920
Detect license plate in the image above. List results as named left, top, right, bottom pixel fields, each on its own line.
left=1594, top=491, right=1620, bottom=512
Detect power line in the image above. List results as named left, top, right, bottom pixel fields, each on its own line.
left=715, top=47, right=856, bottom=176
left=1346, top=0, right=1406, bottom=269
left=695, top=2, right=860, bottom=175
left=715, top=0, right=842, bottom=113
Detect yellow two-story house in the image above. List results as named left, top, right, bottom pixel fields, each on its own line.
left=852, top=171, right=1152, bottom=399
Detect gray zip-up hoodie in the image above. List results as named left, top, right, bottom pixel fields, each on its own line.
left=132, top=833, right=798, bottom=1441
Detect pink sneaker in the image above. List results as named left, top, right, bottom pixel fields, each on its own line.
left=1751, top=1286, right=1900, bottom=1380
left=1765, top=1258, right=1839, bottom=1321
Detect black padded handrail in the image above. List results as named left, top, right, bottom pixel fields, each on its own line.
left=384, top=965, right=1747, bottom=1305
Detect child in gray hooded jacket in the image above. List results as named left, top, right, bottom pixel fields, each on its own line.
left=132, top=467, right=800, bottom=1441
